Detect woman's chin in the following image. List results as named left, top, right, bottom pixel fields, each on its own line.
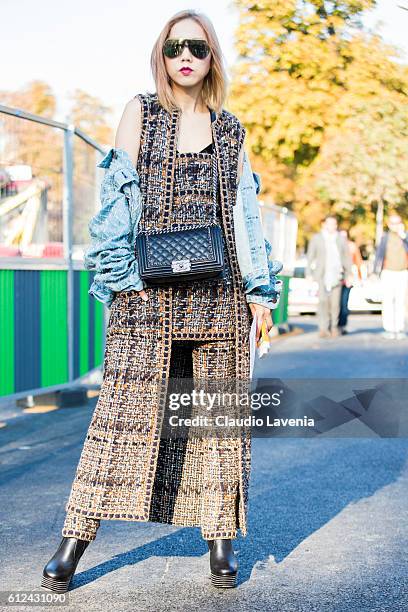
left=171, top=75, right=203, bottom=88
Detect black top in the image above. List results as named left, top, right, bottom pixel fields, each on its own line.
left=176, top=142, right=214, bottom=154
left=199, top=142, right=213, bottom=154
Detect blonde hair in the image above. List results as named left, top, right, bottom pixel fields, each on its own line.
left=150, top=9, right=228, bottom=115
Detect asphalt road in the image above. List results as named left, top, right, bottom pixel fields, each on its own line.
left=0, top=314, right=407, bottom=612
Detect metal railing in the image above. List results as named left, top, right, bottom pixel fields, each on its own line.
left=0, top=104, right=107, bottom=402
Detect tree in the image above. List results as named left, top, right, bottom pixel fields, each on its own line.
left=0, top=82, right=114, bottom=244
left=228, top=1, right=408, bottom=248
left=0, top=80, right=59, bottom=173
left=68, top=89, right=113, bottom=147
left=301, top=97, right=408, bottom=245
left=0, top=81, right=63, bottom=240
left=0, top=80, right=57, bottom=118
left=67, top=90, right=115, bottom=244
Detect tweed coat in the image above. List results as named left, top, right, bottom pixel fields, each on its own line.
left=63, top=93, right=253, bottom=538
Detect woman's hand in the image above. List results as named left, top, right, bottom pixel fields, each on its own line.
left=138, top=289, right=149, bottom=301
left=249, top=303, right=273, bottom=343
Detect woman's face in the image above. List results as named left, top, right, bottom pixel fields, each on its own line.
left=164, top=18, right=212, bottom=91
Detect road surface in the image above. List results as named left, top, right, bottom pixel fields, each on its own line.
left=0, top=314, right=407, bottom=611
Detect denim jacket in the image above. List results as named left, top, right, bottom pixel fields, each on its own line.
left=85, top=147, right=283, bottom=309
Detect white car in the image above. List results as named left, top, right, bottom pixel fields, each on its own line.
left=348, top=276, right=382, bottom=312
left=288, top=260, right=319, bottom=315
left=288, top=260, right=382, bottom=315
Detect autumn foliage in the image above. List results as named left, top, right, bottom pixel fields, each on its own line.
left=228, top=0, right=408, bottom=249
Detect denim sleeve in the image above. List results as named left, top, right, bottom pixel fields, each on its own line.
left=84, top=150, right=145, bottom=307
left=245, top=238, right=284, bottom=310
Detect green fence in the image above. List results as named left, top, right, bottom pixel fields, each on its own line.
left=0, top=268, right=105, bottom=399
left=272, top=275, right=290, bottom=326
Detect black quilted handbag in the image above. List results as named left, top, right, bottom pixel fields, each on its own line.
left=135, top=154, right=224, bottom=285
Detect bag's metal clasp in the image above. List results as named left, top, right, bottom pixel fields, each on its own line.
left=171, top=258, right=191, bottom=272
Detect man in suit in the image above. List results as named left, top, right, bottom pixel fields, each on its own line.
left=306, top=216, right=353, bottom=338
left=373, top=213, right=408, bottom=339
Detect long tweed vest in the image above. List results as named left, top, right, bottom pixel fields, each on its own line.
left=64, top=92, right=253, bottom=538
left=133, top=93, right=252, bottom=534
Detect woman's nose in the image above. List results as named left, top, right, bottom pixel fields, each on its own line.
left=180, top=44, right=193, bottom=60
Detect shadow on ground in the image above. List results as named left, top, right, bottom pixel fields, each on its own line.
left=69, top=438, right=407, bottom=589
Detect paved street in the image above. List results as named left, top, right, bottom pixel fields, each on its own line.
left=0, top=314, right=407, bottom=611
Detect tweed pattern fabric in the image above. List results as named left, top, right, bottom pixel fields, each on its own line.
left=62, top=338, right=243, bottom=541
left=149, top=148, right=236, bottom=340
left=61, top=92, right=252, bottom=541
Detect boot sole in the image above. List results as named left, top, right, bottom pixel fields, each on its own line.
left=41, top=574, right=72, bottom=593
left=210, top=571, right=237, bottom=588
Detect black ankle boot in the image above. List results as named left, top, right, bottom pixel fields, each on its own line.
left=41, top=536, right=90, bottom=593
left=207, top=538, right=238, bottom=588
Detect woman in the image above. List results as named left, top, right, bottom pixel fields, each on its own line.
left=41, top=9, right=281, bottom=592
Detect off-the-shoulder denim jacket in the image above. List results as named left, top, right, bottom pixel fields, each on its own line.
left=85, top=147, right=283, bottom=309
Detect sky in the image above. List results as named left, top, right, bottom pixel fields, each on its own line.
left=1, top=0, right=408, bottom=130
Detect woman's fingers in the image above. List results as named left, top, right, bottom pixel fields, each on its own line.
left=138, top=289, right=149, bottom=301
left=265, top=310, right=273, bottom=333
left=249, top=303, right=272, bottom=343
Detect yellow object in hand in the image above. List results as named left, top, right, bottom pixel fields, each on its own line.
left=257, top=320, right=271, bottom=352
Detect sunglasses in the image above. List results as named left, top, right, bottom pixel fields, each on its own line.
left=163, top=38, right=211, bottom=60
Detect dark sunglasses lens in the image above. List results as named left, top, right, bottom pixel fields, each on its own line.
left=163, top=40, right=181, bottom=58
left=190, top=41, right=210, bottom=59
left=163, top=39, right=210, bottom=59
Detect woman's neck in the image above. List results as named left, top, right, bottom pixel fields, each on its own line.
left=171, top=83, right=207, bottom=114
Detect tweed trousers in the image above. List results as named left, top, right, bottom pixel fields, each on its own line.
left=62, top=335, right=242, bottom=542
